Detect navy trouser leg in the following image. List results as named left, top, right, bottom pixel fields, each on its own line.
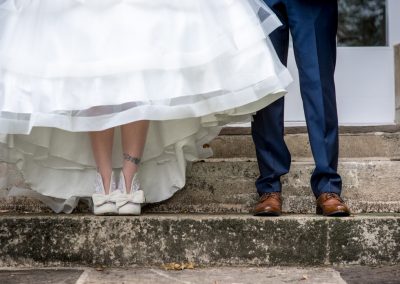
left=253, top=0, right=342, bottom=197
left=287, top=0, right=342, bottom=197
left=252, top=0, right=291, bottom=195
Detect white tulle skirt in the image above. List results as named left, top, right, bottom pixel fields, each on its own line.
left=0, top=0, right=292, bottom=213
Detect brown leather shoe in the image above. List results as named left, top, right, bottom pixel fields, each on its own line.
left=254, top=192, right=282, bottom=216
left=316, top=193, right=351, bottom=217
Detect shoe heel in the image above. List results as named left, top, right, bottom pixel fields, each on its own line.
left=316, top=206, right=323, bottom=215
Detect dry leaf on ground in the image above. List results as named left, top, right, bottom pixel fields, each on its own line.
left=162, top=262, right=196, bottom=270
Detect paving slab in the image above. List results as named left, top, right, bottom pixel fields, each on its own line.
left=338, top=265, right=400, bottom=284
left=0, top=269, right=83, bottom=284
left=78, top=267, right=347, bottom=284
left=2, top=266, right=400, bottom=284
left=0, top=267, right=347, bottom=284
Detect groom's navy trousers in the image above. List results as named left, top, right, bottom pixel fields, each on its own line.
left=252, top=0, right=342, bottom=197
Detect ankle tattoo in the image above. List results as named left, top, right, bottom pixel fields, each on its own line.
left=123, top=153, right=141, bottom=165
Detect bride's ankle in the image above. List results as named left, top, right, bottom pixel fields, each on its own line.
left=122, top=153, right=141, bottom=193
left=94, top=170, right=115, bottom=195
left=121, top=169, right=138, bottom=193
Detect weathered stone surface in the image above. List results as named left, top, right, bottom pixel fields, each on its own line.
left=0, top=214, right=398, bottom=267
left=0, top=267, right=349, bottom=284
left=0, top=193, right=52, bottom=214
left=2, top=128, right=400, bottom=214
left=0, top=269, right=83, bottom=284
left=337, top=265, right=400, bottom=284
left=1, top=159, right=400, bottom=214
left=210, top=133, right=400, bottom=159
left=75, top=267, right=347, bottom=284
left=220, top=125, right=400, bottom=135
left=147, top=159, right=400, bottom=214
left=329, top=217, right=400, bottom=265
left=3, top=266, right=400, bottom=284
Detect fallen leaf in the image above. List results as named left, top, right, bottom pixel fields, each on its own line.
left=162, top=262, right=196, bottom=271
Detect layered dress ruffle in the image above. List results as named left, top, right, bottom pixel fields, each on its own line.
left=0, top=0, right=292, bottom=213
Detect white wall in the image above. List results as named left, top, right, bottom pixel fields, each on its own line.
left=284, top=47, right=396, bottom=125
left=387, top=0, right=400, bottom=46
left=284, top=0, right=399, bottom=126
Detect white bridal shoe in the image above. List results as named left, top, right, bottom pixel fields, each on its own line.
left=92, top=172, right=119, bottom=215
left=116, top=172, right=145, bottom=215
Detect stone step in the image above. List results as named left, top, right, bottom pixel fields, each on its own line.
left=1, top=158, right=400, bottom=214
left=210, top=131, right=400, bottom=159
left=0, top=214, right=398, bottom=267
left=146, top=158, right=400, bottom=214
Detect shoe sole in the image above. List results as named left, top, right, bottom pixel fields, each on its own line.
left=118, top=204, right=141, bottom=216
left=253, top=211, right=281, bottom=217
left=93, top=206, right=119, bottom=216
left=93, top=211, right=119, bottom=216
left=316, top=208, right=351, bottom=217
left=118, top=210, right=141, bottom=216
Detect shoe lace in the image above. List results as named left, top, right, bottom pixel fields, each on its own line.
left=325, top=193, right=344, bottom=202
left=261, top=192, right=279, bottom=200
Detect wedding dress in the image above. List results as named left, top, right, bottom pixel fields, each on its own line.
left=0, top=0, right=292, bottom=213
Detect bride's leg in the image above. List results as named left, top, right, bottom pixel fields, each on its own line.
left=90, top=128, right=115, bottom=194
left=121, top=120, right=150, bottom=193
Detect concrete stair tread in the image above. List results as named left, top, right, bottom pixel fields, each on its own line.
left=0, top=213, right=399, bottom=266
left=204, top=157, right=399, bottom=162
left=1, top=212, right=398, bottom=218
left=2, top=127, right=400, bottom=213
left=210, top=131, right=400, bottom=159
left=1, top=126, right=399, bottom=268
left=1, top=157, right=400, bottom=214
left=220, top=125, right=400, bottom=135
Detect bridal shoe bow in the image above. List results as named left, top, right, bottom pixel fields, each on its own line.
left=92, top=191, right=120, bottom=207
left=114, top=190, right=145, bottom=208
